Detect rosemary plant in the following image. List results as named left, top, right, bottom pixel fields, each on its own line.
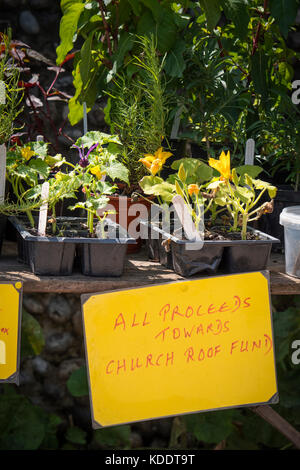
left=0, top=30, right=23, bottom=145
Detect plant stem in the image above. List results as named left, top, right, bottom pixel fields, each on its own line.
left=26, top=209, right=35, bottom=228
left=241, top=213, right=248, bottom=240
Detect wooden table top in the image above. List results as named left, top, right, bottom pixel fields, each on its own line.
left=0, top=241, right=297, bottom=295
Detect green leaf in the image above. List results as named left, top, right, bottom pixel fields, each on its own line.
left=172, top=158, right=213, bottom=184
left=66, top=426, right=87, bottom=445
left=184, top=410, right=236, bottom=444
left=21, top=309, right=45, bottom=356
left=235, top=165, right=263, bottom=179
left=75, top=131, right=122, bottom=148
left=31, top=141, right=49, bottom=157
left=68, top=61, right=89, bottom=125
left=139, top=175, right=164, bottom=193
left=164, top=40, right=186, bottom=78
left=28, top=159, right=50, bottom=179
left=105, top=161, right=129, bottom=185
left=94, top=425, right=131, bottom=448
left=220, top=0, right=250, bottom=39
left=200, top=0, right=222, bottom=31
left=270, top=0, right=298, bottom=38
left=80, top=33, right=94, bottom=86
left=128, top=0, right=142, bottom=16
left=146, top=182, right=176, bottom=203
left=56, top=3, right=85, bottom=65
left=251, top=49, right=268, bottom=98
left=0, top=394, right=46, bottom=450
left=112, top=32, right=134, bottom=69
left=234, top=185, right=254, bottom=203
left=178, top=163, right=186, bottom=183
left=137, top=9, right=177, bottom=54
left=67, top=366, right=89, bottom=397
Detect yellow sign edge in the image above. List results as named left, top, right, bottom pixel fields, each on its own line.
left=0, top=281, right=23, bottom=385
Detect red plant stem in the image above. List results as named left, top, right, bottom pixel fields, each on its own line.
left=98, top=0, right=113, bottom=56
left=251, top=0, right=269, bottom=56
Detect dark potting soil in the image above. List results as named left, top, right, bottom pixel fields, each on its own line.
left=204, top=226, right=261, bottom=241
left=25, top=220, right=122, bottom=239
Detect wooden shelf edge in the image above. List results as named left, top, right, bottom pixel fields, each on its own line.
left=0, top=244, right=299, bottom=295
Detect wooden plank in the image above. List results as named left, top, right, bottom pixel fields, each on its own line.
left=252, top=405, right=300, bottom=449
left=0, top=242, right=299, bottom=295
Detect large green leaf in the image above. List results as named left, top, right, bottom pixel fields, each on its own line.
left=56, top=3, right=85, bottom=65
left=164, top=40, right=186, bottom=78
left=235, top=165, right=263, bottom=179
left=75, top=131, right=122, bottom=148
left=183, top=410, right=236, bottom=444
left=28, top=159, right=50, bottom=180
left=66, top=426, right=87, bottom=445
left=137, top=9, right=177, bottom=54
left=139, top=175, right=164, bottom=193
left=68, top=60, right=89, bottom=125
left=171, top=158, right=213, bottom=184
left=94, top=425, right=131, bottom=448
left=21, top=309, right=45, bottom=356
left=80, top=33, right=94, bottom=86
left=200, top=0, right=222, bottom=30
left=221, top=0, right=250, bottom=39
left=0, top=393, right=46, bottom=450
left=251, top=49, right=268, bottom=98
left=67, top=366, right=89, bottom=397
left=270, top=0, right=298, bottom=38
left=105, top=160, right=129, bottom=184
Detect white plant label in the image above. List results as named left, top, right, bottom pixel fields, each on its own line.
left=0, top=144, right=6, bottom=204
left=37, top=182, right=49, bottom=236
left=245, top=138, right=255, bottom=165
left=172, top=195, right=203, bottom=243
left=0, top=80, right=6, bottom=105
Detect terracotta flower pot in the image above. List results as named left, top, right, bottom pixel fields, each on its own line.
left=104, top=194, right=153, bottom=254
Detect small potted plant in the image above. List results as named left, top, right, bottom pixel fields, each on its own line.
left=102, top=35, right=170, bottom=251
left=139, top=150, right=279, bottom=277
left=9, top=137, right=135, bottom=276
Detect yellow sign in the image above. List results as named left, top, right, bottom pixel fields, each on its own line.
left=0, top=282, right=23, bottom=384
left=82, top=272, right=278, bottom=428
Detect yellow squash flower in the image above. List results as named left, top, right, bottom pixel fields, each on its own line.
left=21, top=146, right=35, bottom=161
left=209, top=150, right=231, bottom=181
left=188, top=184, right=200, bottom=196
left=139, top=147, right=173, bottom=176
left=139, top=157, right=163, bottom=176
left=90, top=165, right=106, bottom=180
left=143, top=147, right=173, bottom=165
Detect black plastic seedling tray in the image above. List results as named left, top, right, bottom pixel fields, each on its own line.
left=9, top=216, right=136, bottom=277
left=0, top=215, right=6, bottom=257
left=141, top=220, right=280, bottom=277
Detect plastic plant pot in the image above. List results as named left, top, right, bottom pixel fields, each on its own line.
left=221, top=228, right=280, bottom=274
left=141, top=221, right=223, bottom=276
left=9, top=216, right=136, bottom=277
left=141, top=220, right=279, bottom=277
left=140, top=220, right=173, bottom=268
left=280, top=206, right=300, bottom=278
left=9, top=216, right=77, bottom=275
left=0, top=215, right=6, bottom=256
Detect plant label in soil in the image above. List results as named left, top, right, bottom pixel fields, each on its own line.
left=245, top=138, right=255, bottom=165
left=81, top=272, right=278, bottom=428
left=172, top=195, right=203, bottom=245
left=0, top=282, right=23, bottom=384
left=37, top=182, right=49, bottom=236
